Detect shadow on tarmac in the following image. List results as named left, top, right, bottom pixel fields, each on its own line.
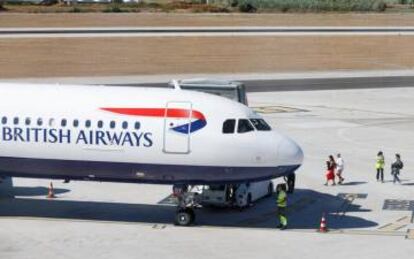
left=338, top=181, right=367, bottom=186
left=12, top=186, right=70, bottom=196
left=0, top=188, right=377, bottom=230
left=0, top=177, right=70, bottom=197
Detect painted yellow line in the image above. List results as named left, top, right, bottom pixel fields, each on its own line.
left=1, top=216, right=410, bottom=238
left=0, top=216, right=161, bottom=227
left=378, top=216, right=410, bottom=231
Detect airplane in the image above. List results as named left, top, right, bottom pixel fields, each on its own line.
left=0, top=83, right=303, bottom=226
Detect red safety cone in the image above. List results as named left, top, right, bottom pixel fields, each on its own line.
left=319, top=213, right=328, bottom=233
left=47, top=182, right=56, bottom=199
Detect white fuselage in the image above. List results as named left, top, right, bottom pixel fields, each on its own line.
left=0, top=83, right=303, bottom=184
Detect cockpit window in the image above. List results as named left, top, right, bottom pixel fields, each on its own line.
left=222, top=119, right=236, bottom=134
left=249, top=119, right=272, bottom=131
left=237, top=119, right=254, bottom=133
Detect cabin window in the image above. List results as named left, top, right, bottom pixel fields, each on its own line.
left=222, top=119, right=236, bottom=134
left=134, top=122, right=140, bottom=130
left=249, top=119, right=271, bottom=131
left=49, top=118, right=55, bottom=127
left=73, top=119, right=79, bottom=127
left=97, top=120, right=103, bottom=128
left=237, top=119, right=254, bottom=133
left=37, top=118, right=43, bottom=126
left=110, top=121, right=116, bottom=129
left=13, top=117, right=19, bottom=125
left=61, top=119, right=67, bottom=127
left=1, top=117, right=7, bottom=124
left=85, top=120, right=91, bottom=128
left=25, top=118, right=31, bottom=126
left=122, top=121, right=128, bottom=130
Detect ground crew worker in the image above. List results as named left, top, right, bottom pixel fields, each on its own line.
left=276, top=184, right=288, bottom=230
left=391, top=154, right=404, bottom=184
left=376, top=151, right=385, bottom=183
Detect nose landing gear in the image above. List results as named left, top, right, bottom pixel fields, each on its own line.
left=173, top=184, right=200, bottom=226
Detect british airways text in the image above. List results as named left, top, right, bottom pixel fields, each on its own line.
left=0, top=126, right=153, bottom=147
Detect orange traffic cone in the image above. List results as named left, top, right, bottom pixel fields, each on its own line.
left=319, top=213, right=328, bottom=233
left=47, top=182, right=56, bottom=199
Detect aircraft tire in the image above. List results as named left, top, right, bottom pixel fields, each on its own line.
left=175, top=208, right=194, bottom=226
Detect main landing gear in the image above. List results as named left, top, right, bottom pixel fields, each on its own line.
left=173, top=184, right=201, bottom=226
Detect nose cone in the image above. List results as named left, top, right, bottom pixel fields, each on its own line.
left=277, top=137, right=304, bottom=166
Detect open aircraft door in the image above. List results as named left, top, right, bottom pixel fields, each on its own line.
left=163, top=101, right=192, bottom=154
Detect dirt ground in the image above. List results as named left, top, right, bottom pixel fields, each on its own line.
left=2, top=13, right=414, bottom=27
left=0, top=36, right=413, bottom=78
left=1, top=13, right=414, bottom=78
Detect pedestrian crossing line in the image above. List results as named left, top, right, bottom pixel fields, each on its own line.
left=339, top=229, right=406, bottom=237
left=378, top=216, right=410, bottom=231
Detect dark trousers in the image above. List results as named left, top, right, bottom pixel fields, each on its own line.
left=392, top=168, right=401, bottom=184
left=393, top=173, right=401, bottom=183
left=376, top=168, right=384, bottom=181
left=287, top=174, right=295, bottom=193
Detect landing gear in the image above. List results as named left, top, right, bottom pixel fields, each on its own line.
left=175, top=208, right=195, bottom=226
left=173, top=184, right=200, bottom=226
left=284, top=173, right=296, bottom=194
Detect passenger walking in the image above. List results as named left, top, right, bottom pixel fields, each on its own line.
left=336, top=153, right=345, bottom=184
left=324, top=155, right=336, bottom=186
left=276, top=184, right=288, bottom=230
left=376, top=151, right=385, bottom=183
left=391, top=154, right=404, bottom=184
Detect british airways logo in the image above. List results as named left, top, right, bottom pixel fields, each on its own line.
left=100, top=108, right=207, bottom=134
left=0, top=107, right=205, bottom=149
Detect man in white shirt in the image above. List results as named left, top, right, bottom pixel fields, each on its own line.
left=336, top=153, right=345, bottom=184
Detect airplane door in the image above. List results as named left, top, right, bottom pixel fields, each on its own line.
left=163, top=101, right=192, bottom=154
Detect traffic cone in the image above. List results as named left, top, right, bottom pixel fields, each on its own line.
left=47, top=182, right=56, bottom=199
left=319, top=213, right=328, bottom=233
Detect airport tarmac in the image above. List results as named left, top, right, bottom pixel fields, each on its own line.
left=1, top=82, right=414, bottom=258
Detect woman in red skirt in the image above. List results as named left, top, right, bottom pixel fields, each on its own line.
left=324, top=155, right=336, bottom=186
